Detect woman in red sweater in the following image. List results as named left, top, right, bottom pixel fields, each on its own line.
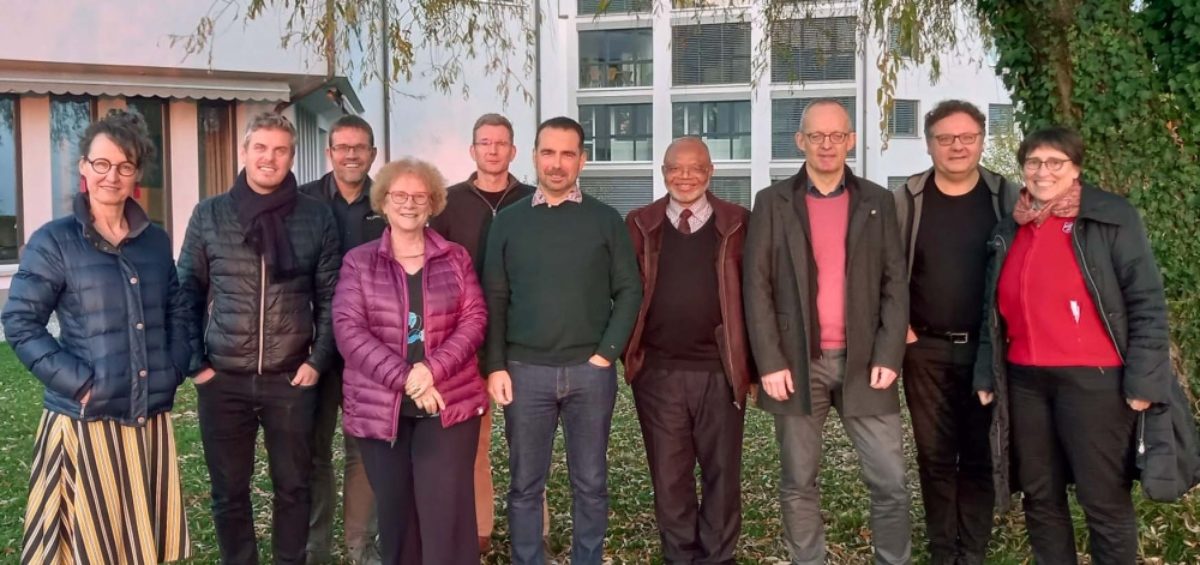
left=973, top=127, right=1171, bottom=565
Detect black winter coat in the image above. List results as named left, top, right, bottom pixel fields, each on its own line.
left=974, top=184, right=1173, bottom=509
left=177, top=190, right=341, bottom=376
left=2, top=195, right=190, bottom=425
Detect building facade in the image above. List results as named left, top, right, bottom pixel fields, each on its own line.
left=535, top=0, right=1013, bottom=215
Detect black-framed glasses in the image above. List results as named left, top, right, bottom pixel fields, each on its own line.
left=83, top=156, right=138, bottom=177
left=802, top=131, right=851, bottom=144
left=387, top=191, right=430, bottom=205
left=330, top=144, right=373, bottom=156
left=1023, top=158, right=1072, bottom=172
left=933, top=133, right=981, bottom=146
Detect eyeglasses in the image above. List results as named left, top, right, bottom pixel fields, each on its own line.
left=83, top=156, right=138, bottom=177
left=802, top=131, right=851, bottom=144
left=932, top=133, right=981, bottom=146
left=473, top=140, right=512, bottom=150
left=330, top=144, right=373, bottom=156
left=1023, top=158, right=1072, bottom=172
left=387, top=191, right=430, bottom=205
left=664, top=165, right=711, bottom=177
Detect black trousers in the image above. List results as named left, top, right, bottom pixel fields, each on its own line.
left=358, top=414, right=481, bottom=565
left=197, top=372, right=319, bottom=565
left=1009, top=364, right=1138, bottom=565
left=632, top=367, right=745, bottom=564
left=902, top=338, right=994, bottom=565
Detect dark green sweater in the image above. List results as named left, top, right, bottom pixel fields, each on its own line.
left=483, top=193, right=642, bottom=372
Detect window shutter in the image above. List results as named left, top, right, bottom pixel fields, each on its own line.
left=771, top=17, right=856, bottom=83
left=988, top=104, right=1014, bottom=135
left=889, top=100, right=918, bottom=137
left=578, top=0, right=651, bottom=15
left=708, top=177, right=752, bottom=208
left=672, top=23, right=752, bottom=86
left=579, top=176, right=654, bottom=217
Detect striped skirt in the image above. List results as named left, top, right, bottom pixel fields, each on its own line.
left=22, top=410, right=190, bottom=564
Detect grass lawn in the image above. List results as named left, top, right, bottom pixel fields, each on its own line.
left=1, top=347, right=1197, bottom=563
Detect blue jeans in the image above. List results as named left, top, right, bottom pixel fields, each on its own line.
left=503, top=360, right=617, bottom=565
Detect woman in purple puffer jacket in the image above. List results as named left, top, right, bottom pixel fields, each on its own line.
left=333, top=157, right=488, bottom=565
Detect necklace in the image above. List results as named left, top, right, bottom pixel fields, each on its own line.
left=395, top=250, right=425, bottom=259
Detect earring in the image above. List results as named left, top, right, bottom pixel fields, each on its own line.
left=79, top=175, right=88, bottom=193
left=134, top=184, right=142, bottom=199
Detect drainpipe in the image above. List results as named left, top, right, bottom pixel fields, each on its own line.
left=860, top=27, right=869, bottom=175
left=534, top=0, right=543, bottom=124
left=381, top=0, right=392, bottom=161
left=326, top=0, right=337, bottom=79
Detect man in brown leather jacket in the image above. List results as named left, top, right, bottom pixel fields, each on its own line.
left=623, top=137, right=752, bottom=564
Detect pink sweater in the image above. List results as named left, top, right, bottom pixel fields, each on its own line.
left=807, top=192, right=850, bottom=349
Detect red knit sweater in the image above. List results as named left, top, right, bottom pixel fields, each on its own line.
left=807, top=192, right=850, bottom=350
left=997, top=216, right=1122, bottom=367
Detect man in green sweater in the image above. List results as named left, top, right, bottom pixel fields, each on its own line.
left=483, top=116, right=642, bottom=565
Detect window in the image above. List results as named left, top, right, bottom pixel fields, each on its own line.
left=0, top=95, right=20, bottom=262
left=578, top=176, right=653, bottom=217
left=889, top=100, right=919, bottom=138
left=294, top=108, right=324, bottom=183
left=708, top=177, right=751, bottom=207
left=199, top=101, right=237, bottom=198
left=579, top=104, right=653, bottom=162
left=578, top=0, right=651, bottom=15
left=771, top=18, right=857, bottom=83
left=989, top=104, right=1015, bottom=136
left=50, top=95, right=96, bottom=219
left=887, top=176, right=908, bottom=191
left=672, top=23, right=752, bottom=86
left=673, top=101, right=752, bottom=160
left=887, top=25, right=913, bottom=58
left=125, top=98, right=170, bottom=228
left=771, top=97, right=857, bottom=159
left=580, top=29, right=653, bottom=88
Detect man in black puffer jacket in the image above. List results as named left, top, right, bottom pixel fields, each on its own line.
left=178, top=112, right=341, bottom=565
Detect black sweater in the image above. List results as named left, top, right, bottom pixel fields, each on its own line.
left=430, top=174, right=534, bottom=279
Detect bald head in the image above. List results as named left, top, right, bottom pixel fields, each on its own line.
left=664, top=136, right=712, bottom=166
left=662, top=136, right=713, bottom=206
left=800, top=99, right=852, bottom=133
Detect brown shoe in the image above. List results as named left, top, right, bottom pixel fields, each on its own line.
left=478, top=536, right=491, bottom=554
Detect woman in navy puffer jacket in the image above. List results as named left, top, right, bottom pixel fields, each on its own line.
left=333, top=157, right=487, bottom=565
left=2, top=109, right=191, bottom=564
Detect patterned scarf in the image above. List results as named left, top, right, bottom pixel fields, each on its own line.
left=1013, top=179, right=1083, bottom=226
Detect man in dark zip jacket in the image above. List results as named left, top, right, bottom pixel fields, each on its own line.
left=298, top=114, right=383, bottom=565
left=178, top=112, right=341, bottom=565
left=429, top=113, right=535, bottom=553
left=892, top=100, right=1020, bottom=565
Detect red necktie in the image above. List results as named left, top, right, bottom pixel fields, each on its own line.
left=678, top=209, right=693, bottom=234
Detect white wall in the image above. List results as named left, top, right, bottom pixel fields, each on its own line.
left=344, top=6, right=540, bottom=187
left=0, top=3, right=322, bottom=76
left=861, top=35, right=1012, bottom=187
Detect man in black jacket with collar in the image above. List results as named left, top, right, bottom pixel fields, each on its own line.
left=744, top=99, right=910, bottom=565
left=298, top=114, right=384, bottom=565
left=178, top=112, right=341, bottom=565
left=429, top=113, right=535, bottom=553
